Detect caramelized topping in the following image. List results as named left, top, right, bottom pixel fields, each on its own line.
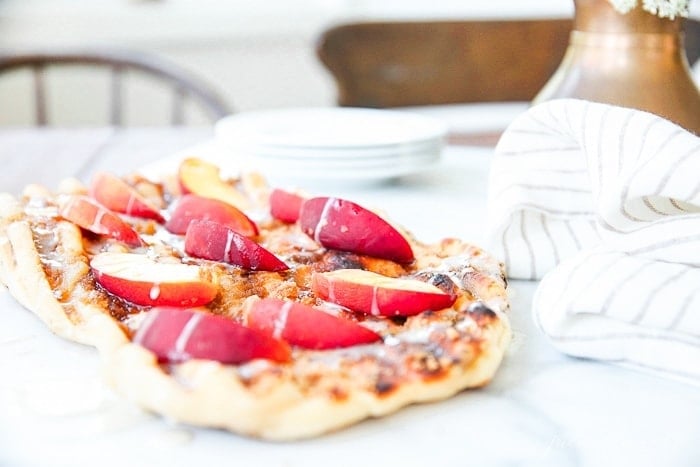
left=15, top=166, right=505, bottom=388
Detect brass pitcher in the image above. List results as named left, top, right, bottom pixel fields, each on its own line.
left=534, top=0, right=700, bottom=135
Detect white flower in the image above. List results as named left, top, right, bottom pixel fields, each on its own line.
left=610, top=0, right=638, bottom=13
left=608, top=0, right=691, bottom=18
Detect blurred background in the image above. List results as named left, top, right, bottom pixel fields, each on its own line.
left=0, top=0, right=698, bottom=126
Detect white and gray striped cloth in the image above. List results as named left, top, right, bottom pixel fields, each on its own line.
left=488, top=99, right=700, bottom=384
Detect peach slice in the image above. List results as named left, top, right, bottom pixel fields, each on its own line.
left=248, top=298, right=381, bottom=350
left=178, top=157, right=249, bottom=210
left=269, top=188, right=305, bottom=223
left=134, top=307, right=291, bottom=364
left=91, top=252, right=218, bottom=307
left=312, top=269, right=456, bottom=317
left=185, top=219, right=288, bottom=272
left=89, top=172, right=165, bottom=223
left=299, top=197, right=414, bottom=263
left=59, top=195, right=143, bottom=247
left=165, top=194, right=258, bottom=236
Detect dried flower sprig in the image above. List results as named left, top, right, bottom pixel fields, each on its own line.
left=608, top=0, right=690, bottom=19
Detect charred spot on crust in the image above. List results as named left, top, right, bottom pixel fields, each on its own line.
left=411, top=271, right=458, bottom=297
left=316, top=251, right=364, bottom=272
left=374, top=379, right=396, bottom=396
left=286, top=251, right=323, bottom=265
left=389, top=315, right=408, bottom=326
left=311, top=250, right=408, bottom=277
left=467, top=302, right=497, bottom=321
left=408, top=352, right=444, bottom=377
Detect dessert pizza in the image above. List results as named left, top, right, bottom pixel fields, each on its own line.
left=0, top=157, right=511, bottom=440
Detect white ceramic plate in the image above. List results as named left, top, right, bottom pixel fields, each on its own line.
left=243, top=153, right=440, bottom=183
left=215, top=107, right=447, bottom=149
left=137, top=139, right=441, bottom=188
left=244, top=152, right=439, bottom=172
left=228, top=139, right=443, bottom=160
left=237, top=142, right=442, bottom=164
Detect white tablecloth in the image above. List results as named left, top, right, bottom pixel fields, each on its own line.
left=1, top=117, right=699, bottom=467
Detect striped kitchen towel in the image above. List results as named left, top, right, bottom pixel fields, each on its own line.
left=487, top=99, right=700, bottom=383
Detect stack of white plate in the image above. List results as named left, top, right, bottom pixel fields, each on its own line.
left=214, top=107, right=446, bottom=184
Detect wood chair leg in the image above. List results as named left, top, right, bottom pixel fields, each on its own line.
left=110, top=65, right=124, bottom=126
left=32, top=64, right=47, bottom=126
left=172, top=85, right=185, bottom=125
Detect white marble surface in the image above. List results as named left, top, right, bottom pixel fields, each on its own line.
left=1, top=122, right=699, bottom=467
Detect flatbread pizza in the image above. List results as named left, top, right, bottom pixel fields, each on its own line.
left=0, top=157, right=510, bottom=440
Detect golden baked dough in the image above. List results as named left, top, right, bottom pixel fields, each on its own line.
left=0, top=167, right=511, bottom=440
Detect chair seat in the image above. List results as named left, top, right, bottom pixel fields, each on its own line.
left=316, top=18, right=700, bottom=108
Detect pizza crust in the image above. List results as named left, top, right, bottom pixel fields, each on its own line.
left=1, top=186, right=511, bottom=441
left=0, top=203, right=128, bottom=352
left=104, top=315, right=509, bottom=440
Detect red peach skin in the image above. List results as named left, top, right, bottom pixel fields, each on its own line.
left=269, top=188, right=305, bottom=223
left=59, top=195, right=143, bottom=247
left=91, top=252, right=218, bottom=307
left=299, top=197, right=414, bottom=263
left=312, top=269, right=456, bottom=317
left=248, top=298, right=381, bottom=349
left=89, top=172, right=165, bottom=223
left=133, top=307, right=291, bottom=364
left=165, top=194, right=258, bottom=236
left=185, top=219, right=288, bottom=272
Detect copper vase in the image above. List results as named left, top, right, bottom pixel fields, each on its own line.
left=533, top=0, right=700, bottom=135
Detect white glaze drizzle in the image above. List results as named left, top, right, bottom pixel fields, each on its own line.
left=370, top=285, right=381, bottom=316
left=272, top=301, right=293, bottom=340
left=314, top=197, right=336, bottom=244
left=125, top=192, right=137, bottom=216
left=149, top=283, right=161, bottom=300
left=172, top=313, right=203, bottom=360
left=223, top=229, right=234, bottom=260
left=90, top=207, right=108, bottom=233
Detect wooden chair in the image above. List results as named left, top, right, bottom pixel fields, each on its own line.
left=0, top=49, right=232, bottom=126
left=316, top=18, right=700, bottom=108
